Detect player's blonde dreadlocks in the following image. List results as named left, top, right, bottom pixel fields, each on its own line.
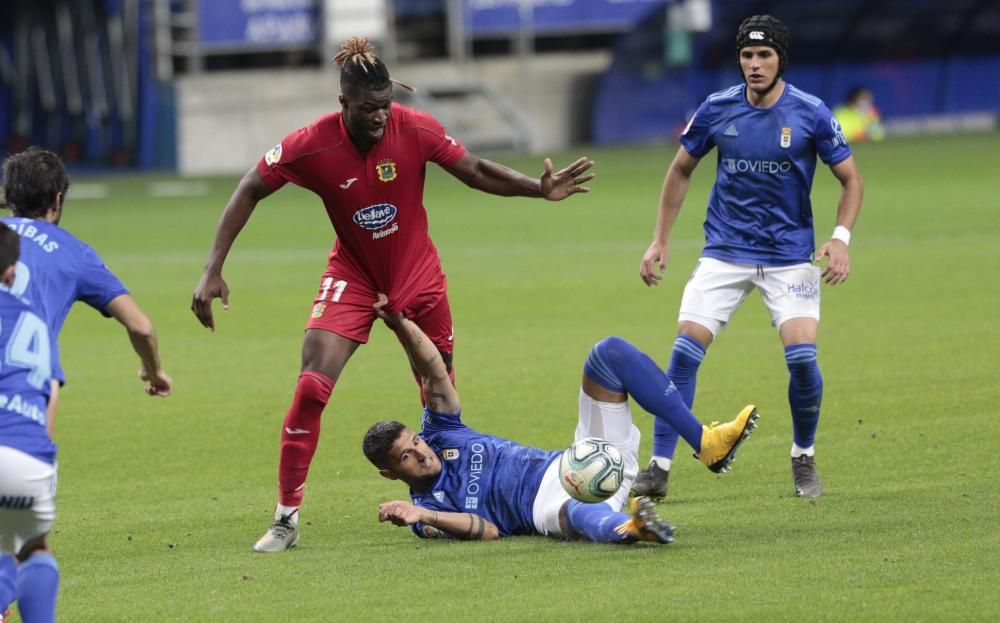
left=333, top=37, right=379, bottom=73
left=333, top=36, right=414, bottom=93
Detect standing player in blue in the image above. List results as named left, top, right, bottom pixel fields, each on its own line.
left=0, top=147, right=173, bottom=621
left=0, top=147, right=172, bottom=415
left=0, top=227, right=59, bottom=623
left=633, top=15, right=863, bottom=499
left=363, top=294, right=759, bottom=543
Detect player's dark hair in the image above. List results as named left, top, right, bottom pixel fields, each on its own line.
left=2, top=147, right=70, bottom=218
left=334, top=36, right=391, bottom=95
left=845, top=85, right=870, bottom=104
left=736, top=14, right=790, bottom=75
left=362, top=420, right=407, bottom=467
left=0, top=225, right=19, bottom=272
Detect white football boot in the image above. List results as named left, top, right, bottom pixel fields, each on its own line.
left=253, top=510, right=299, bottom=553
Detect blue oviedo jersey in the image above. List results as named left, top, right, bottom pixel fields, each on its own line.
left=410, top=408, right=561, bottom=538
left=680, top=83, right=852, bottom=266
left=0, top=291, right=56, bottom=464
left=1, top=217, right=129, bottom=382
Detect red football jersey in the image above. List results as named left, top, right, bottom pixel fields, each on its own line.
left=257, top=103, right=466, bottom=307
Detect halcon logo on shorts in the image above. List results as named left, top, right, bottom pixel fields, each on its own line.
left=353, top=203, right=398, bottom=231
left=787, top=281, right=819, bottom=300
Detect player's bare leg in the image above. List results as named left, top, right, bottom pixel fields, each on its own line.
left=254, top=329, right=361, bottom=552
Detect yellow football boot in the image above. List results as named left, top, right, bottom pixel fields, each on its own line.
left=614, top=496, right=674, bottom=544
left=695, top=405, right=760, bottom=473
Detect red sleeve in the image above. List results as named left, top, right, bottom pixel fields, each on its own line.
left=411, top=110, right=466, bottom=167
left=256, top=126, right=312, bottom=191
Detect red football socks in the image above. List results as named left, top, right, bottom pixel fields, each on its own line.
left=277, top=370, right=335, bottom=506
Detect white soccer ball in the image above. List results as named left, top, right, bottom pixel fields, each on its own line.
left=558, top=437, right=624, bottom=503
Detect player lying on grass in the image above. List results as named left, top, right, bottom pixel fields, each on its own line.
left=189, top=37, right=593, bottom=553
left=363, top=294, right=759, bottom=543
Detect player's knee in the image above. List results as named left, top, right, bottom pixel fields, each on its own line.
left=296, top=370, right=335, bottom=404
left=594, top=335, right=630, bottom=355
left=595, top=336, right=639, bottom=367
left=15, top=534, right=50, bottom=563
left=584, top=337, right=628, bottom=393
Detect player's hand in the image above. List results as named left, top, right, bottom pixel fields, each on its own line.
left=378, top=501, right=422, bottom=526
left=191, top=272, right=230, bottom=331
left=139, top=368, right=173, bottom=397
left=373, top=293, right=405, bottom=330
left=815, top=239, right=850, bottom=285
left=540, top=156, right=594, bottom=200
left=640, top=241, right=669, bottom=286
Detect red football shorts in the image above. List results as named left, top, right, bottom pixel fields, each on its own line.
left=304, top=265, right=454, bottom=354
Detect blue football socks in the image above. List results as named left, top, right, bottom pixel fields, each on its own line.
left=584, top=337, right=704, bottom=451
left=652, top=334, right=705, bottom=459
left=564, top=500, right=629, bottom=543
left=15, top=551, right=59, bottom=623
left=786, top=344, right=823, bottom=449
left=0, top=554, right=15, bottom=615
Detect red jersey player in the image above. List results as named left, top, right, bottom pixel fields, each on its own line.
left=190, top=37, right=595, bottom=552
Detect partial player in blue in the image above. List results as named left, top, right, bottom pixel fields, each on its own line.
left=0, top=147, right=174, bottom=619
left=0, top=227, right=60, bottom=623
left=635, top=15, right=864, bottom=499
left=362, top=294, right=759, bottom=544
left=1, top=147, right=172, bottom=420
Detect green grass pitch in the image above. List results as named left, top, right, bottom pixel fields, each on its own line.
left=16, top=132, right=999, bottom=621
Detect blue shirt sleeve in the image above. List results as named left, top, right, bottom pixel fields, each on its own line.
left=678, top=99, right=717, bottom=158
left=815, top=103, right=853, bottom=166
left=420, top=407, right=467, bottom=435
left=76, top=244, right=129, bottom=316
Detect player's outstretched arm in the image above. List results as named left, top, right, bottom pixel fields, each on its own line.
left=191, top=166, right=275, bottom=331
left=815, top=156, right=863, bottom=286
left=641, top=146, right=700, bottom=286
left=378, top=501, right=500, bottom=540
left=105, top=294, right=172, bottom=396
left=442, top=152, right=593, bottom=200
left=374, top=294, right=460, bottom=414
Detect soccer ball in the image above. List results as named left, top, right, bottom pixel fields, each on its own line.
left=558, top=437, right=624, bottom=503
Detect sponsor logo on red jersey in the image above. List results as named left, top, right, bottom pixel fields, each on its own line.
left=353, top=203, right=398, bottom=231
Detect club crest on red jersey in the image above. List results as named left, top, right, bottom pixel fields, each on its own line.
left=311, top=303, right=326, bottom=318
left=376, top=159, right=398, bottom=182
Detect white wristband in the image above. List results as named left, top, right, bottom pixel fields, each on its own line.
left=831, top=225, right=851, bottom=246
